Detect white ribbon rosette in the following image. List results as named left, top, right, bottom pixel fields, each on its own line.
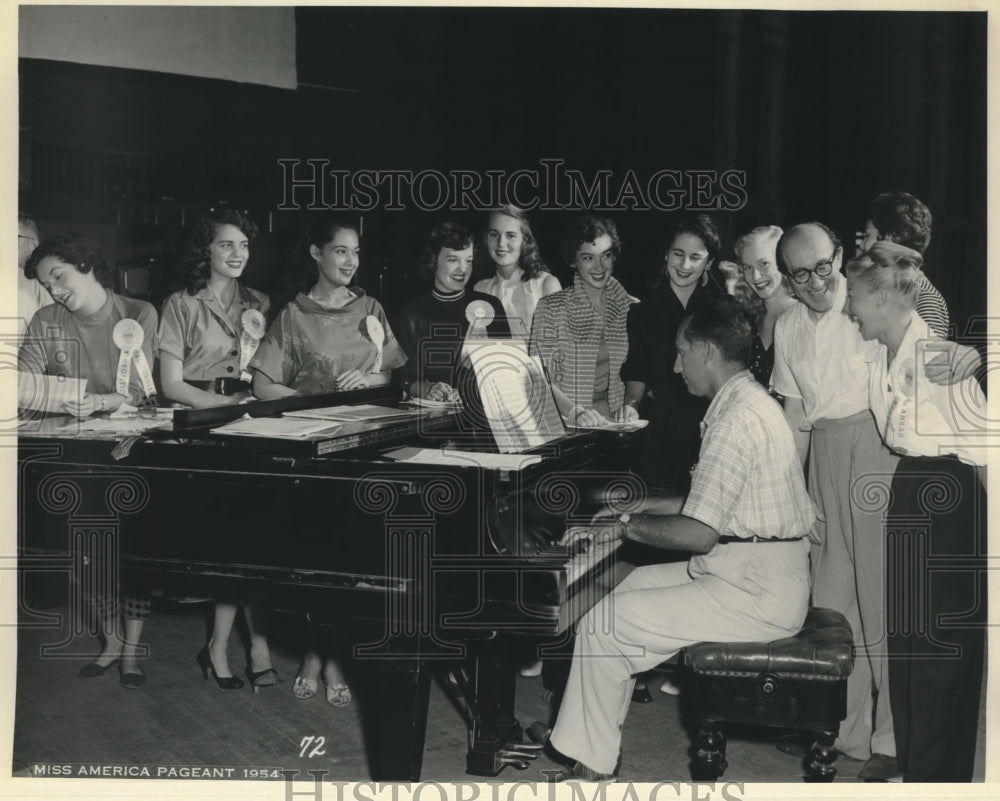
left=365, top=314, right=385, bottom=373
left=239, top=308, right=266, bottom=383
left=113, top=319, right=156, bottom=400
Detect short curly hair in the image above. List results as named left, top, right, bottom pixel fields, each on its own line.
left=484, top=205, right=549, bottom=280
left=419, top=222, right=475, bottom=285
left=178, top=208, right=258, bottom=294
left=866, top=191, right=932, bottom=254
left=24, top=232, right=115, bottom=288
left=845, top=241, right=924, bottom=309
left=560, top=215, right=622, bottom=266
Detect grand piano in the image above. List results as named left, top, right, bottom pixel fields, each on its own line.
left=17, top=386, right=643, bottom=780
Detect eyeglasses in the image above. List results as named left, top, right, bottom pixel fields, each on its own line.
left=789, top=255, right=836, bottom=285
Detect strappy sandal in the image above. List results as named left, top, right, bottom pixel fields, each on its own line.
left=325, top=683, right=352, bottom=708
left=293, top=674, right=318, bottom=700
left=248, top=667, right=278, bottom=693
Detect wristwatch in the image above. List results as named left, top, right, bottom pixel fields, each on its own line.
left=618, top=512, right=631, bottom=541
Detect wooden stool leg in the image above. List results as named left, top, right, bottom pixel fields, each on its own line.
left=806, top=729, right=838, bottom=782
left=693, top=720, right=727, bottom=780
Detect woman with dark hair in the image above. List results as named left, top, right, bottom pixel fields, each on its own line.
left=250, top=217, right=406, bottom=399
left=474, top=205, right=560, bottom=338
left=732, top=225, right=798, bottom=388
left=158, top=209, right=275, bottom=692
left=530, top=214, right=637, bottom=426
left=846, top=241, right=986, bottom=782
left=397, top=222, right=510, bottom=402
left=250, top=216, right=405, bottom=706
left=20, top=232, right=157, bottom=687
left=621, top=214, right=723, bottom=491
left=159, top=209, right=269, bottom=406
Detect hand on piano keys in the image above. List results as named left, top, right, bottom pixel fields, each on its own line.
left=561, top=523, right=621, bottom=555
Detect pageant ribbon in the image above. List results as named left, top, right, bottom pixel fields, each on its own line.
left=113, top=319, right=155, bottom=400
left=239, top=308, right=266, bottom=383
left=365, top=314, right=385, bottom=373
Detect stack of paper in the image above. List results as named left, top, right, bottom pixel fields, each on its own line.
left=385, top=447, right=541, bottom=470
left=211, top=415, right=342, bottom=439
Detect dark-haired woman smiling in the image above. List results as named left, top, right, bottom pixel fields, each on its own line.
left=397, top=221, right=510, bottom=403
left=158, top=209, right=275, bottom=692
left=159, top=208, right=269, bottom=407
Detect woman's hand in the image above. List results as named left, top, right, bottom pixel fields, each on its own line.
left=426, top=382, right=459, bottom=402
left=614, top=403, right=640, bottom=423
left=335, top=369, right=369, bottom=391
left=570, top=406, right=608, bottom=427
left=924, top=342, right=981, bottom=386
left=60, top=394, right=97, bottom=418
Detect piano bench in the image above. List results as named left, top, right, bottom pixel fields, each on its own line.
left=682, top=607, right=854, bottom=782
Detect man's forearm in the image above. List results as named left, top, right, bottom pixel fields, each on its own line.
left=626, top=512, right=718, bottom=554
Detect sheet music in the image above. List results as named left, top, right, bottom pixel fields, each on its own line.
left=465, top=341, right=565, bottom=454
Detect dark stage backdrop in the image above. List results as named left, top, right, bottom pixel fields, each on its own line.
left=19, top=7, right=986, bottom=338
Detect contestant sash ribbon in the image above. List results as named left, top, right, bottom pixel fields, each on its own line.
left=365, top=315, right=385, bottom=373
left=239, top=308, right=266, bottom=384
left=113, top=319, right=156, bottom=400
left=462, top=300, right=494, bottom=356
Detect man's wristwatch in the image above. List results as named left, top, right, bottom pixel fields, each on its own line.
left=98, top=395, right=106, bottom=412
left=618, top=512, right=631, bottom=541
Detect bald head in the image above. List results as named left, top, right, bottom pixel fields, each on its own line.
left=776, top=222, right=843, bottom=314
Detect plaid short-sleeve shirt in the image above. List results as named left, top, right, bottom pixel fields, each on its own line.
left=682, top=371, right=814, bottom=540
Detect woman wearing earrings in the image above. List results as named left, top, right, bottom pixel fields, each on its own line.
left=20, top=232, right=158, bottom=687
left=250, top=216, right=406, bottom=706
left=158, top=208, right=275, bottom=692
left=621, top=214, right=723, bottom=492
left=474, top=205, right=561, bottom=338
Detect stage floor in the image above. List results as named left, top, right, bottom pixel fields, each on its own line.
left=12, top=596, right=987, bottom=784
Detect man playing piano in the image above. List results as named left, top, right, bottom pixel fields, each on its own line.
left=549, top=297, right=815, bottom=781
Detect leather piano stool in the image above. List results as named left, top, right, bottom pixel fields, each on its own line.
left=682, top=607, right=854, bottom=781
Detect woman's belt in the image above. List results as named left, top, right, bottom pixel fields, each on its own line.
left=716, top=535, right=805, bottom=544
left=187, top=377, right=251, bottom=396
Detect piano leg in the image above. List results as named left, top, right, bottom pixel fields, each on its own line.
left=466, top=637, right=541, bottom=776
left=366, top=659, right=432, bottom=781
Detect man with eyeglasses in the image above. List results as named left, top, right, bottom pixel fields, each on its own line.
left=770, top=221, right=899, bottom=779
left=17, top=212, right=50, bottom=338
left=770, top=221, right=980, bottom=781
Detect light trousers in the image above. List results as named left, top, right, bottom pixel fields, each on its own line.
left=550, top=542, right=809, bottom=775
left=809, top=412, right=897, bottom=759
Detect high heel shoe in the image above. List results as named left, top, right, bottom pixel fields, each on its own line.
left=247, top=666, right=278, bottom=693
left=79, top=658, right=120, bottom=679
left=196, top=646, right=244, bottom=690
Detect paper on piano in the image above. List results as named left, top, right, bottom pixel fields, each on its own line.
left=211, top=414, right=342, bottom=439
left=284, top=404, right=417, bottom=422
left=402, top=397, right=463, bottom=409
left=384, top=446, right=541, bottom=470
left=465, top=340, right=565, bottom=453
left=17, top=372, right=88, bottom=414
left=568, top=419, right=649, bottom=432
left=57, top=414, right=173, bottom=436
